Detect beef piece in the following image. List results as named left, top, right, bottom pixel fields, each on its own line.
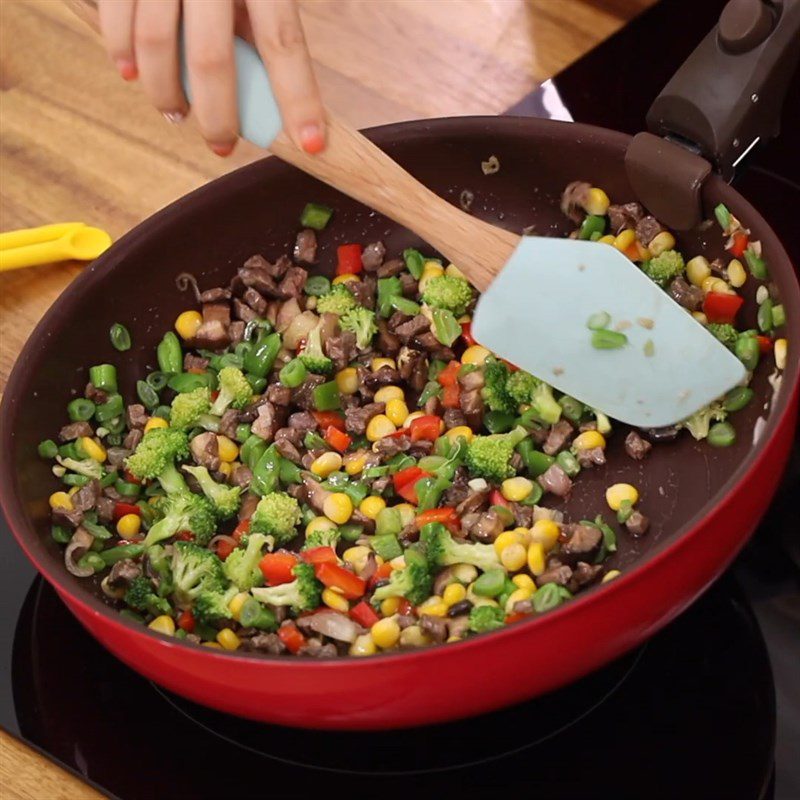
left=468, top=510, right=504, bottom=543
left=274, top=428, right=303, bottom=463
left=232, top=298, right=259, bottom=322
left=298, top=638, right=338, bottom=658
left=376, top=319, right=401, bottom=356
left=292, top=374, right=325, bottom=410
left=107, top=558, right=142, bottom=589
left=442, top=477, right=469, bottom=506
left=84, top=383, right=108, bottom=404
left=413, top=331, right=455, bottom=361
left=239, top=394, right=270, bottom=424
left=512, top=599, right=534, bottom=615
left=96, top=496, right=115, bottom=523
left=278, top=266, right=308, bottom=299
left=361, top=241, right=386, bottom=272
left=510, top=452, right=524, bottom=472
left=578, top=421, right=598, bottom=433
left=377, top=258, right=405, bottom=278
left=326, top=331, right=358, bottom=369
left=537, top=563, right=573, bottom=587
left=123, top=428, right=143, bottom=451
left=199, top=287, right=231, bottom=303
left=293, top=228, right=317, bottom=264
left=301, top=451, right=320, bottom=469
left=668, top=276, right=704, bottom=311
left=371, top=475, right=392, bottom=495
left=345, top=402, right=385, bottom=435
left=52, top=506, right=84, bottom=528
left=193, top=302, right=231, bottom=351
left=229, top=320, right=245, bottom=347
left=239, top=264, right=282, bottom=297
left=424, top=395, right=443, bottom=417
left=456, top=487, right=490, bottom=516
left=537, top=464, right=572, bottom=497
left=267, top=383, right=292, bottom=406
left=624, top=430, right=652, bottom=460
left=217, top=409, right=240, bottom=439
left=418, top=614, right=448, bottom=643
left=511, top=502, right=533, bottom=528
left=443, top=408, right=467, bottom=430
left=231, top=465, right=253, bottom=488
left=288, top=411, right=318, bottom=434
left=106, top=447, right=130, bottom=467
left=242, top=287, right=268, bottom=316
left=543, top=420, right=573, bottom=455
left=373, top=434, right=411, bottom=458
left=238, top=493, right=259, bottom=523
left=448, top=600, right=474, bottom=618
left=709, top=257, right=726, bottom=277
left=568, top=561, right=603, bottom=592
left=243, top=633, right=286, bottom=654
left=349, top=276, right=376, bottom=309
left=396, top=613, right=418, bottom=630
left=394, top=315, right=430, bottom=341
left=399, top=272, right=418, bottom=297
left=350, top=509, right=376, bottom=536
left=560, top=181, right=590, bottom=223
left=244, top=254, right=289, bottom=279
left=459, top=389, right=484, bottom=431
left=184, top=353, right=209, bottom=371
left=559, top=523, right=602, bottom=564
left=59, top=421, right=93, bottom=442
left=398, top=347, right=428, bottom=392
left=71, top=479, right=100, bottom=512
left=625, top=509, right=650, bottom=537
left=387, top=310, right=411, bottom=332
left=126, top=404, right=148, bottom=430
left=103, top=486, right=123, bottom=501
left=408, top=440, right=434, bottom=457
left=635, top=215, right=664, bottom=245
left=190, top=431, right=220, bottom=470
left=607, top=201, right=644, bottom=234
left=339, top=393, right=360, bottom=411
left=364, top=366, right=401, bottom=389
left=576, top=445, right=606, bottom=468
left=251, top=401, right=278, bottom=442
left=204, top=301, right=230, bottom=326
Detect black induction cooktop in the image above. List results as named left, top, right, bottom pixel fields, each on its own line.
left=2, top=1, right=798, bottom=798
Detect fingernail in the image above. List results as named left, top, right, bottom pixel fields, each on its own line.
left=299, top=123, right=325, bottom=155
left=162, top=110, right=186, bottom=125
left=210, top=142, right=235, bottom=157
left=115, top=59, right=138, bottom=81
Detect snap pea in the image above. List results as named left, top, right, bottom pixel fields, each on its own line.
left=744, top=247, right=768, bottom=280
left=300, top=202, right=333, bottom=231
left=335, top=481, right=370, bottom=506
left=89, top=364, right=118, bottom=393
left=146, top=371, right=170, bottom=391
left=579, top=215, right=606, bottom=241
left=415, top=475, right=450, bottom=512
left=417, top=380, right=442, bottom=408
left=558, top=395, right=586, bottom=423
left=235, top=341, right=253, bottom=359
left=714, top=203, right=731, bottom=230
left=244, top=331, right=281, bottom=378
left=403, top=248, right=425, bottom=279
left=95, top=394, right=124, bottom=423
left=428, top=360, right=447, bottom=380
left=518, top=482, right=543, bottom=507
left=390, top=296, right=422, bottom=316
left=109, top=322, right=131, bottom=352
left=59, top=443, right=79, bottom=460
left=247, top=374, right=268, bottom=394
left=136, top=380, right=160, bottom=411
left=339, top=523, right=364, bottom=542
left=708, top=421, right=736, bottom=447
left=239, top=598, right=278, bottom=631
left=67, top=398, right=95, bottom=422
left=377, top=276, right=403, bottom=318
left=532, top=583, right=572, bottom=612
left=279, top=458, right=303, bottom=484
left=235, top=423, right=252, bottom=443
left=473, top=568, right=506, bottom=598
left=136, top=500, right=157, bottom=530
left=484, top=410, right=515, bottom=434
left=586, top=310, right=611, bottom=331
left=304, top=275, right=331, bottom=296
left=157, top=332, right=183, bottom=374
left=196, top=414, right=221, bottom=433
left=280, top=358, right=308, bottom=389
left=734, top=334, right=760, bottom=371
left=556, top=450, right=581, bottom=477
left=115, top=478, right=141, bottom=498
left=593, top=515, right=617, bottom=553
left=167, top=372, right=216, bottom=392
left=516, top=440, right=554, bottom=477
left=772, top=303, right=786, bottom=328
left=371, top=534, right=402, bottom=561
left=51, top=524, right=72, bottom=544
left=757, top=298, right=773, bottom=332
left=63, top=473, right=90, bottom=487
left=38, top=439, right=58, bottom=459
left=417, top=455, right=447, bottom=472
left=82, top=519, right=112, bottom=540
left=100, top=470, right=119, bottom=488
left=99, top=543, right=145, bottom=565
left=723, top=386, right=754, bottom=413
left=240, top=434, right=268, bottom=471
left=78, top=553, right=106, bottom=573
left=313, top=380, right=341, bottom=411
left=252, top=444, right=281, bottom=497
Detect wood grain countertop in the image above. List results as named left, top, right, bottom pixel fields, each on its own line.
left=0, top=0, right=653, bottom=796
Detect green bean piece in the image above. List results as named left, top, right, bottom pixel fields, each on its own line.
left=313, top=380, right=341, bottom=411
left=428, top=360, right=447, bottom=380
left=105, top=433, right=123, bottom=446
left=157, top=331, right=183, bottom=374
left=78, top=553, right=106, bottom=573
left=532, top=583, right=572, bottom=612
left=100, top=470, right=119, bottom=488
left=484, top=410, right=516, bottom=434
left=771, top=303, right=786, bottom=328
left=38, top=439, right=58, bottom=459
left=593, top=515, right=617, bottom=552
left=300, top=202, right=334, bottom=230
left=240, top=434, right=268, bottom=471
left=402, top=248, right=425, bottom=279
left=708, top=421, right=736, bottom=447
left=244, top=331, right=282, bottom=378
left=304, top=275, right=331, bottom=296
left=517, top=441, right=554, bottom=477
left=591, top=329, right=628, bottom=349
left=579, top=215, right=606, bottom=241
left=417, top=380, right=442, bottom=408
left=375, top=507, right=402, bottom=537
left=82, top=519, right=113, bottom=540
left=714, top=203, right=731, bottom=230
left=109, top=322, right=132, bottom=351
left=51, top=524, right=72, bottom=544
left=744, top=247, right=768, bottom=280
left=389, top=296, right=422, bottom=316
left=586, top=310, right=611, bottom=330
left=219, top=353, right=244, bottom=370
left=89, top=364, right=118, bottom=393
left=58, top=443, right=79, bottom=460
left=473, top=569, right=506, bottom=598
left=136, top=500, right=157, bottom=530
left=235, top=340, right=253, bottom=359
left=63, top=474, right=90, bottom=487
left=337, top=523, right=362, bottom=542
left=558, top=395, right=586, bottom=423
left=235, top=423, right=252, bottom=444
left=99, top=543, right=145, bottom=566
left=105, top=416, right=127, bottom=435
left=115, top=478, right=141, bottom=498
left=417, top=455, right=447, bottom=472
left=94, top=394, right=124, bottom=423
left=280, top=358, right=308, bottom=389
left=278, top=458, right=303, bottom=485
left=136, top=380, right=160, bottom=411
left=518, top=482, right=544, bottom=507
left=67, top=398, right=95, bottom=422
left=723, top=386, right=754, bottom=413
left=734, top=334, right=760, bottom=371
left=252, top=445, right=281, bottom=497
left=616, top=500, right=634, bottom=524
left=757, top=298, right=773, bottom=332
left=239, top=598, right=278, bottom=631
left=167, top=372, right=215, bottom=393
left=246, top=374, right=267, bottom=394
left=556, top=450, right=581, bottom=477
left=146, top=371, right=170, bottom=391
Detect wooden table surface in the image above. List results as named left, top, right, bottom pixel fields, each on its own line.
left=0, top=0, right=653, bottom=795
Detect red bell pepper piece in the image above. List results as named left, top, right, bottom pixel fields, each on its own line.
left=398, top=599, right=414, bottom=616
left=703, top=292, right=744, bottom=324
left=336, top=243, right=363, bottom=275
left=728, top=232, right=749, bottom=258
left=442, top=383, right=460, bottom=409
left=215, top=539, right=235, bottom=560
left=278, top=622, right=306, bottom=654
left=259, top=552, right=299, bottom=585
left=324, top=425, right=352, bottom=453
left=300, top=546, right=339, bottom=565
left=175, top=530, right=195, bottom=542
left=232, top=517, right=251, bottom=544
left=368, top=561, right=393, bottom=589
left=392, top=466, right=432, bottom=505
left=490, top=489, right=510, bottom=508
left=122, top=469, right=141, bottom=485
left=312, top=410, right=346, bottom=431
left=350, top=600, right=380, bottom=628
left=437, top=360, right=461, bottom=388
left=177, top=609, right=196, bottom=633
left=409, top=414, right=442, bottom=442
left=186, top=367, right=206, bottom=375
left=501, top=358, right=519, bottom=373
left=112, top=502, right=141, bottom=521
left=460, top=321, right=477, bottom=346
left=757, top=335, right=773, bottom=353
left=315, top=562, right=367, bottom=599
left=210, top=390, right=220, bottom=402
left=504, top=612, right=528, bottom=625
left=415, top=507, right=459, bottom=530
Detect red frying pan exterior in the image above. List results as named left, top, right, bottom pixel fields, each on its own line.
left=1, top=118, right=797, bottom=729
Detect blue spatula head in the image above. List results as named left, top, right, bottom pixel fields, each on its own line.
left=472, top=237, right=746, bottom=428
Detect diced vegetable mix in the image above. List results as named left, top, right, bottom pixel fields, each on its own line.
left=40, top=191, right=787, bottom=658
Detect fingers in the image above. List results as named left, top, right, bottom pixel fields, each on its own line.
left=98, top=0, right=137, bottom=80
left=183, top=0, right=239, bottom=155
left=246, top=0, right=326, bottom=153
left=134, top=0, right=187, bottom=120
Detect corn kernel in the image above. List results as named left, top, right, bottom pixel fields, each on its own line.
left=647, top=231, right=676, bottom=256
left=116, top=513, right=141, bottom=538
left=442, top=582, right=467, bottom=606
left=322, top=587, right=350, bottom=613
left=684, top=255, right=711, bottom=288
left=366, top=414, right=397, bottom=442
left=461, top=345, right=491, bottom=365
left=692, top=311, right=709, bottom=325
left=389, top=554, right=406, bottom=570
left=332, top=273, right=360, bottom=285
left=402, top=411, right=425, bottom=429
left=394, top=503, right=416, bottom=526
left=399, top=625, right=430, bottom=648
left=505, top=587, right=533, bottom=613
left=359, top=495, right=386, bottom=520
left=350, top=633, right=377, bottom=656
left=371, top=617, right=401, bottom=649
left=606, top=483, right=639, bottom=511
left=385, top=398, right=410, bottom=426
left=306, top=516, right=337, bottom=538
left=68, top=485, right=80, bottom=497
left=573, top=430, right=606, bottom=451
left=584, top=187, right=610, bottom=216
left=49, top=491, right=73, bottom=511
left=343, top=545, right=371, bottom=571
left=598, top=234, right=616, bottom=245
left=203, top=641, right=223, bottom=649
left=148, top=615, right=175, bottom=636
left=144, top=416, right=169, bottom=433
left=380, top=596, right=401, bottom=616
left=79, top=436, right=106, bottom=463
left=501, top=476, right=534, bottom=503
left=174, top=310, right=203, bottom=341
left=613, top=229, right=636, bottom=252
left=500, top=542, right=528, bottom=572
left=335, top=367, right=359, bottom=395
left=228, top=592, right=249, bottom=621
left=216, top=435, right=238, bottom=463
left=323, top=492, right=353, bottom=525
left=632, top=241, right=651, bottom=262
left=310, top=451, right=343, bottom=478
left=705, top=278, right=732, bottom=294
left=512, top=574, right=536, bottom=591
left=374, top=385, right=404, bottom=402
left=602, top=569, right=621, bottom=583
left=494, top=530, right=523, bottom=555
left=216, top=628, right=241, bottom=650
left=418, top=261, right=444, bottom=292
left=446, top=425, right=474, bottom=444
left=445, top=263, right=466, bottom=279
left=419, top=602, right=448, bottom=617
left=527, top=542, right=546, bottom=576
left=371, top=357, right=396, bottom=372
left=343, top=451, right=367, bottom=476
left=727, top=258, right=747, bottom=288
left=530, top=519, right=560, bottom=552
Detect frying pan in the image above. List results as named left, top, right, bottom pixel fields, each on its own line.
left=1, top=5, right=799, bottom=730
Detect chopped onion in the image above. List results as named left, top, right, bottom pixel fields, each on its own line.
left=281, top=309, right=318, bottom=347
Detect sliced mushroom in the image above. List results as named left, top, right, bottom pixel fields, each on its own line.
left=65, top=526, right=95, bottom=577
left=296, top=610, right=364, bottom=643
left=301, top=471, right=332, bottom=513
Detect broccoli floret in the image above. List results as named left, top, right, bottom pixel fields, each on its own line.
left=465, top=426, right=529, bottom=484
left=251, top=562, right=322, bottom=612
left=481, top=357, right=517, bottom=415
left=640, top=249, right=685, bottom=286
left=171, top=541, right=227, bottom=608
left=505, top=370, right=537, bottom=406
left=298, top=319, right=334, bottom=374
left=249, top=492, right=302, bottom=545
left=420, top=523, right=504, bottom=573
left=193, top=586, right=238, bottom=625
left=146, top=544, right=174, bottom=597
left=679, top=401, right=728, bottom=441
left=124, top=576, right=172, bottom=617
left=182, top=465, right=242, bottom=519
left=468, top=605, right=506, bottom=633
left=56, top=456, right=103, bottom=480
left=340, top=306, right=378, bottom=350
left=316, top=284, right=358, bottom=316
left=142, top=491, right=217, bottom=547
left=371, top=562, right=432, bottom=606
left=706, top=323, right=739, bottom=350
left=125, top=428, right=190, bottom=491
left=222, top=532, right=268, bottom=591
left=422, top=274, right=473, bottom=317
left=170, top=386, right=212, bottom=429
left=302, top=527, right=341, bottom=551
left=209, top=367, right=252, bottom=416
left=505, top=370, right=562, bottom=425
left=591, top=408, right=612, bottom=435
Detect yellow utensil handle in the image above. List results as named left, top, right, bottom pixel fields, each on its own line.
left=0, top=223, right=85, bottom=251
left=0, top=240, right=75, bottom=271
